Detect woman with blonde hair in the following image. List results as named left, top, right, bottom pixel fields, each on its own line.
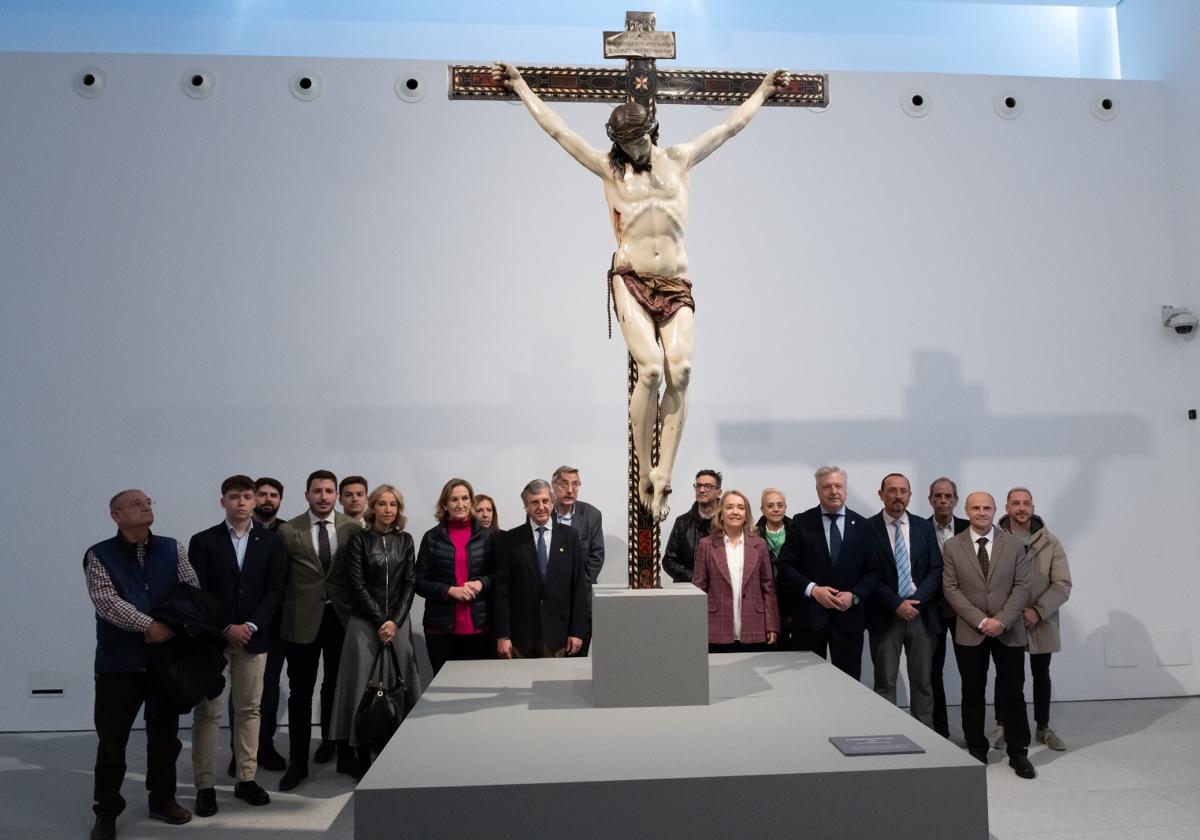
left=691, top=489, right=780, bottom=653
left=330, top=484, right=422, bottom=777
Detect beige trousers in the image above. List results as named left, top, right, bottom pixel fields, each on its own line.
left=191, top=647, right=266, bottom=788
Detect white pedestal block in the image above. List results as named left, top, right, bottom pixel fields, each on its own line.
left=590, top=585, right=709, bottom=708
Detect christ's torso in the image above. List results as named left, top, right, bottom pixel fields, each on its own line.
left=603, top=146, right=691, bottom=278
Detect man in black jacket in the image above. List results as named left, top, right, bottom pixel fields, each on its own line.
left=495, top=480, right=591, bottom=658
left=662, top=469, right=722, bottom=583
left=188, top=475, right=285, bottom=817
left=928, top=476, right=970, bottom=739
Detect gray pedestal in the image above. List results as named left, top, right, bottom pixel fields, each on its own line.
left=355, top=652, right=989, bottom=840
left=591, top=585, right=709, bottom=707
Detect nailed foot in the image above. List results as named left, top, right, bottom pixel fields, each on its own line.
left=649, top=467, right=672, bottom=522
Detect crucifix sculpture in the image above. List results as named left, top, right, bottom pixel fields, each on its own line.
left=450, top=12, right=828, bottom=588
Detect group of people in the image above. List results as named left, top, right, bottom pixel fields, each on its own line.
left=668, top=466, right=1073, bottom=782
left=84, top=466, right=602, bottom=840
left=84, top=461, right=1072, bottom=840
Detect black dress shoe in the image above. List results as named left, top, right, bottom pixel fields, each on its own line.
left=257, top=743, right=287, bottom=772
left=279, top=763, right=309, bottom=792
left=1009, top=754, right=1037, bottom=779
left=90, top=815, right=116, bottom=840
left=148, top=799, right=192, bottom=825
left=194, top=788, right=218, bottom=818
left=234, top=780, right=272, bottom=806
left=969, top=749, right=989, bottom=765
left=313, top=740, right=335, bottom=764
left=336, top=753, right=362, bottom=779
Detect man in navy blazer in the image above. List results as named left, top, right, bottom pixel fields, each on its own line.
left=495, top=479, right=591, bottom=659
left=188, top=475, right=285, bottom=816
left=778, top=465, right=879, bottom=680
left=866, top=473, right=942, bottom=728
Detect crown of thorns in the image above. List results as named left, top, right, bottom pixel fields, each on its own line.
left=606, top=102, right=658, bottom=144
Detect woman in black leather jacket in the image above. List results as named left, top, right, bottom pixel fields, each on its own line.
left=329, top=484, right=422, bottom=775
left=416, top=477, right=496, bottom=676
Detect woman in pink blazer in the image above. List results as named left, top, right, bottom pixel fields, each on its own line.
left=692, top=490, right=780, bottom=653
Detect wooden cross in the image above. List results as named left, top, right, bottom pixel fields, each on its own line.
left=449, top=11, right=828, bottom=588
left=449, top=11, right=828, bottom=109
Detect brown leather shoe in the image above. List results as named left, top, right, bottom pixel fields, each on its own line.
left=148, top=799, right=192, bottom=824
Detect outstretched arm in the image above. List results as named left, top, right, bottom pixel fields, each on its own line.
left=492, top=61, right=610, bottom=179
left=676, top=69, right=789, bottom=169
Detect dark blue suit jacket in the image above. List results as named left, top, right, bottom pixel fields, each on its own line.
left=494, top=521, right=591, bottom=653
left=866, top=511, right=942, bottom=635
left=777, top=506, right=878, bottom=634
left=188, top=522, right=286, bottom=654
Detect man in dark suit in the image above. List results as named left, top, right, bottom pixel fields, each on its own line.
left=244, top=476, right=288, bottom=772
left=551, top=465, right=603, bottom=656
left=927, top=476, right=969, bottom=739
left=550, top=465, right=604, bottom=584
left=943, top=491, right=1035, bottom=779
left=866, top=473, right=942, bottom=728
left=277, top=470, right=363, bottom=790
left=495, top=479, right=591, bottom=659
left=189, top=475, right=285, bottom=816
left=778, top=465, right=879, bottom=680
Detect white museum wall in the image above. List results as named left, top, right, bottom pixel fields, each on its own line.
left=1, top=52, right=1196, bottom=731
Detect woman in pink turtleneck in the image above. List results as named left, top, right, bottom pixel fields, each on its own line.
left=415, top=478, right=496, bottom=676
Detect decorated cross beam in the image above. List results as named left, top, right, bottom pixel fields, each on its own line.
left=449, top=12, right=826, bottom=589
left=450, top=12, right=828, bottom=110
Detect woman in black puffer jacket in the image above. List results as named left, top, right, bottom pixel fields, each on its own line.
left=329, top=484, right=422, bottom=775
left=416, top=477, right=496, bottom=676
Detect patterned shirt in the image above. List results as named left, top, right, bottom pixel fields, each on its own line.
left=84, top=536, right=198, bottom=633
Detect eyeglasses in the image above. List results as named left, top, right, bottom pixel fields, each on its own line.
left=693, top=483, right=719, bottom=491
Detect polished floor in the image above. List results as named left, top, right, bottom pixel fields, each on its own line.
left=2, top=697, right=1199, bottom=839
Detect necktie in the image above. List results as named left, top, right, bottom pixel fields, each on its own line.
left=826, top=513, right=842, bottom=565
left=894, top=520, right=914, bottom=597
left=536, top=526, right=549, bottom=577
left=976, top=536, right=990, bottom=578
left=317, top=520, right=332, bottom=574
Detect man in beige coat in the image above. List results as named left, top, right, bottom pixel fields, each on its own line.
left=998, top=487, right=1073, bottom=750
left=943, top=491, right=1035, bottom=778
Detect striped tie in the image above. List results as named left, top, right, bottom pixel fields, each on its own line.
left=894, top=520, right=914, bottom=598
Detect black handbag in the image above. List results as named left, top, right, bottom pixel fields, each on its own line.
left=354, top=640, right=408, bottom=755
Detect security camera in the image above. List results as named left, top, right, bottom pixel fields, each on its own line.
left=1162, top=306, right=1199, bottom=336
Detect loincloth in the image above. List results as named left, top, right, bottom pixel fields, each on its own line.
left=608, top=263, right=695, bottom=327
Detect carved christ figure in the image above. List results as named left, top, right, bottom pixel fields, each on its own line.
left=493, top=61, right=788, bottom=521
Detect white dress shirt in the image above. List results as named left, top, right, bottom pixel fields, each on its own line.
left=308, top=509, right=339, bottom=557
left=724, top=534, right=745, bottom=641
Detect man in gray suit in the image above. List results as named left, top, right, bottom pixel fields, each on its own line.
left=550, top=466, right=604, bottom=584
left=277, top=470, right=362, bottom=790
left=942, top=491, right=1035, bottom=779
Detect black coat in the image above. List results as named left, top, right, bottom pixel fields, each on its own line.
left=148, top=583, right=228, bottom=714
left=663, top=502, right=713, bottom=583
left=494, top=522, right=590, bottom=653
left=777, top=506, right=880, bottom=634
left=345, top=526, right=417, bottom=628
left=416, top=519, right=495, bottom=633
left=188, top=521, right=285, bottom=654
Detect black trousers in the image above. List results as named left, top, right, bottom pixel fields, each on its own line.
left=931, top=621, right=953, bottom=737
left=1030, top=652, right=1052, bottom=729
left=282, top=603, right=345, bottom=765
left=789, top=624, right=864, bottom=681
left=93, top=672, right=181, bottom=818
left=955, top=637, right=1030, bottom=758
left=425, top=632, right=493, bottom=677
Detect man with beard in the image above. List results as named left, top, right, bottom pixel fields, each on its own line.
left=663, top=470, right=722, bottom=583
left=233, top=477, right=288, bottom=774
left=491, top=59, right=788, bottom=522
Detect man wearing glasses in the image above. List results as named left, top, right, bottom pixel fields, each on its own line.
left=663, top=469, right=723, bottom=583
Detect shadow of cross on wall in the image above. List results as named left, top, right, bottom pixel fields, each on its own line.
left=716, top=350, right=1150, bottom=538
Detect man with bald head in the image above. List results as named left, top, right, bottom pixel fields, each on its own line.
left=84, top=490, right=200, bottom=839
left=942, top=491, right=1035, bottom=779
